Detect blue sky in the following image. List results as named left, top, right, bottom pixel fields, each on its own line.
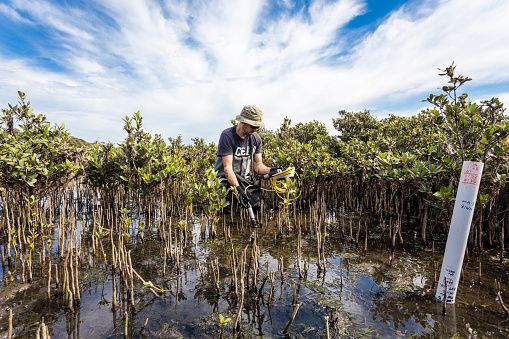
left=1, top=0, right=508, bottom=143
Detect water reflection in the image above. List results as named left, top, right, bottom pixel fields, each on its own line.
left=413, top=274, right=426, bottom=288
left=2, top=215, right=509, bottom=338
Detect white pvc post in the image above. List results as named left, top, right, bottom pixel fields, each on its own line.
left=435, top=161, right=484, bottom=303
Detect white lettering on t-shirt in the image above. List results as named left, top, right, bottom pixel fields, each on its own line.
left=235, top=146, right=254, bottom=157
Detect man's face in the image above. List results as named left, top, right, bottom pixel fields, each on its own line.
left=242, top=122, right=259, bottom=135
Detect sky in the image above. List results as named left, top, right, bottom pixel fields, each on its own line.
left=1, top=0, right=509, bottom=144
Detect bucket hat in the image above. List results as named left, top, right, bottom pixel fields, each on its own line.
left=236, top=105, right=264, bottom=128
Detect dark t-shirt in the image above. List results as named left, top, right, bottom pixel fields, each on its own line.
left=214, top=126, right=262, bottom=185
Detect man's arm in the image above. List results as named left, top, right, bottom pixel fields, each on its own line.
left=253, top=153, right=271, bottom=176
left=221, top=155, right=240, bottom=187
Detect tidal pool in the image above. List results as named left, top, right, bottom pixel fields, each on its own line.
left=1, top=215, right=508, bottom=338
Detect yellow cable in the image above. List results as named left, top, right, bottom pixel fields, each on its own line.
left=261, top=173, right=301, bottom=206
left=234, top=169, right=301, bottom=206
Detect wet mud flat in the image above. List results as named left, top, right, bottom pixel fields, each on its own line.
left=1, top=216, right=509, bottom=338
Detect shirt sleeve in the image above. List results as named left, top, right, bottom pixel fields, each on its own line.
left=217, top=130, right=234, bottom=156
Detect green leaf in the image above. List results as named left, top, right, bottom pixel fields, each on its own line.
left=27, top=177, right=37, bottom=186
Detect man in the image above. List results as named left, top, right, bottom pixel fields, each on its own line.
left=215, top=105, right=280, bottom=210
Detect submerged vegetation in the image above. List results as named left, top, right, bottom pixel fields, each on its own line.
left=0, top=65, right=508, bottom=337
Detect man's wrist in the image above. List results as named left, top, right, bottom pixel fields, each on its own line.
left=264, top=167, right=282, bottom=179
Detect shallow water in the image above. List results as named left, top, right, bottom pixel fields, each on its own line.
left=1, top=216, right=509, bottom=338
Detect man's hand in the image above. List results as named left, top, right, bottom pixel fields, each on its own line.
left=263, top=167, right=282, bottom=179
left=236, top=186, right=251, bottom=209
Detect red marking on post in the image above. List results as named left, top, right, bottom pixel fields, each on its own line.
left=461, top=163, right=481, bottom=185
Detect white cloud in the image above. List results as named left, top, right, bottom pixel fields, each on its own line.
left=349, top=0, right=509, bottom=87
left=0, top=0, right=508, bottom=143
left=71, top=57, right=105, bottom=74
left=12, top=0, right=95, bottom=41
left=0, top=3, right=33, bottom=24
